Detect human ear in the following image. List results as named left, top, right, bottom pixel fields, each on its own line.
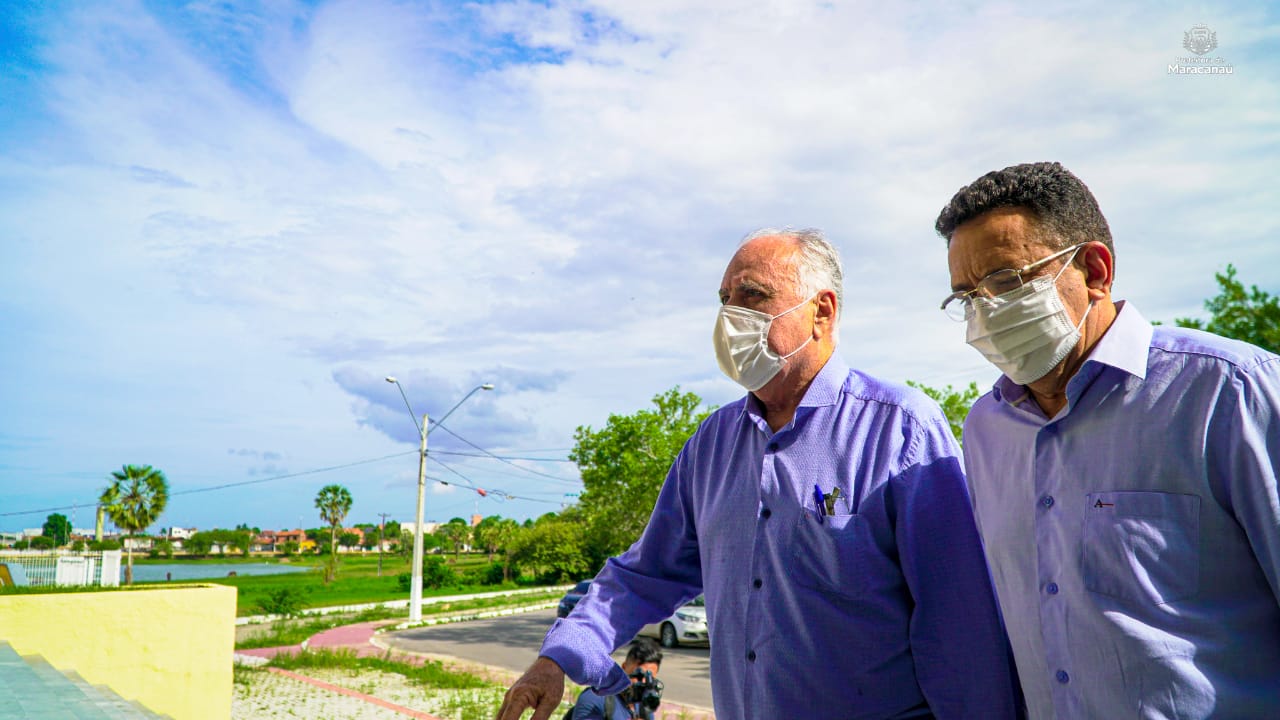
left=1080, top=242, right=1114, bottom=299
left=814, top=289, right=837, bottom=338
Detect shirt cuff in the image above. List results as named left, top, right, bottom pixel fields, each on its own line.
left=540, top=621, right=631, bottom=695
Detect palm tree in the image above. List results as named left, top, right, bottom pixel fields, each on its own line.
left=315, top=484, right=353, bottom=583
left=100, top=464, right=169, bottom=585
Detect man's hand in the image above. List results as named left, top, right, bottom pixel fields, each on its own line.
left=495, top=656, right=567, bottom=720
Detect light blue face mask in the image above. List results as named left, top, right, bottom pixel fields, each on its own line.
left=713, top=295, right=814, bottom=391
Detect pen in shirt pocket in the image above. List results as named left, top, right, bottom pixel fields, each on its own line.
left=811, top=484, right=826, bottom=523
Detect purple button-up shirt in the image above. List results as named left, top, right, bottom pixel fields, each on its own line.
left=541, top=354, right=1020, bottom=720
left=963, top=301, right=1280, bottom=719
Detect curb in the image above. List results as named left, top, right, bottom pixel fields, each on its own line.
left=384, top=600, right=558, bottom=632
left=237, top=585, right=571, bottom=626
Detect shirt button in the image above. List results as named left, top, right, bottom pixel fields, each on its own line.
left=747, top=651, right=757, bottom=662
left=753, top=578, right=763, bottom=589
left=1056, top=670, right=1070, bottom=684
left=760, top=508, right=772, bottom=519
left=1041, top=495, right=1055, bottom=508
left=1046, top=582, right=1059, bottom=595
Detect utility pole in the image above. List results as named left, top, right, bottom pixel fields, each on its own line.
left=377, top=513, right=390, bottom=577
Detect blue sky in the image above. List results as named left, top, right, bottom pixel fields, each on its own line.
left=2, top=0, right=1277, bottom=533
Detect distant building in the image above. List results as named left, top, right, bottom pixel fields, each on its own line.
left=399, top=522, right=441, bottom=538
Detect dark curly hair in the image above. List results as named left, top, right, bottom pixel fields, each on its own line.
left=934, top=162, right=1113, bottom=260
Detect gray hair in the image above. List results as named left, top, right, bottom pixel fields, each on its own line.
left=741, top=227, right=844, bottom=322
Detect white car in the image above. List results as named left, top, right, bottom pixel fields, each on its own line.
left=637, top=595, right=709, bottom=648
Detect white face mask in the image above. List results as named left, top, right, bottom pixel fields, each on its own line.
left=713, top=295, right=814, bottom=391
left=965, top=257, right=1092, bottom=385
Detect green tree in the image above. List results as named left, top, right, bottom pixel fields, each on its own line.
left=473, top=515, right=505, bottom=562
left=437, top=519, right=471, bottom=560
left=184, top=532, right=213, bottom=557
left=339, top=531, right=361, bottom=550
left=28, top=536, right=55, bottom=550
left=507, top=518, right=591, bottom=583
left=1176, top=264, right=1280, bottom=354
left=99, top=464, right=169, bottom=585
left=570, top=387, right=712, bottom=559
left=41, top=513, right=72, bottom=547
left=315, top=484, right=353, bottom=582
left=232, top=530, right=252, bottom=557
left=491, top=518, right=522, bottom=581
left=473, top=515, right=523, bottom=581
left=906, top=381, right=981, bottom=445
left=154, top=538, right=174, bottom=559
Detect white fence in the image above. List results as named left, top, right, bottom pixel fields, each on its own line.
left=0, top=550, right=121, bottom=587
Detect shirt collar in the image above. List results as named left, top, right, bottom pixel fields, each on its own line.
left=990, top=300, right=1151, bottom=406
left=741, top=352, right=849, bottom=420
left=1079, top=300, right=1150, bottom=381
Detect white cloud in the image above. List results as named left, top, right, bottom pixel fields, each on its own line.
left=2, top=0, right=1277, bottom=529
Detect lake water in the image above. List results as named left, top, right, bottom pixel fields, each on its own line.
left=129, top=562, right=311, bottom=583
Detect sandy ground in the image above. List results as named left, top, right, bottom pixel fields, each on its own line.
left=232, top=665, right=521, bottom=720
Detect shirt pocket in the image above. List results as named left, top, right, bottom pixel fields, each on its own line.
left=1080, top=491, right=1201, bottom=605
left=789, top=511, right=865, bottom=601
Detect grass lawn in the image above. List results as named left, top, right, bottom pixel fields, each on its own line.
left=141, top=552, right=532, bottom=616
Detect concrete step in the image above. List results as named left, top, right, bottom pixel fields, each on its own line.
left=0, top=642, right=169, bottom=719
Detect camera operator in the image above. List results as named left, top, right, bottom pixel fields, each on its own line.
left=568, top=638, right=663, bottom=720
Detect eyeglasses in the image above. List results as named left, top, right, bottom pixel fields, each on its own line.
left=940, top=243, right=1085, bottom=321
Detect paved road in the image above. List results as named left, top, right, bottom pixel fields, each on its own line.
left=382, top=609, right=714, bottom=711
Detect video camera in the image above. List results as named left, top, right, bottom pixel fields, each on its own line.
left=620, top=668, right=664, bottom=720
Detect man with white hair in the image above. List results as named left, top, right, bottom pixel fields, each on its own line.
left=497, top=229, right=1020, bottom=720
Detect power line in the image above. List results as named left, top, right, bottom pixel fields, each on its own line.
left=0, top=451, right=416, bottom=519
left=429, top=423, right=579, bottom=483
left=426, top=456, right=564, bottom=507
left=1, top=440, right=578, bottom=521
left=430, top=449, right=575, bottom=463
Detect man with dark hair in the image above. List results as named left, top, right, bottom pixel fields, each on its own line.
left=569, top=638, right=663, bottom=720
left=498, top=229, right=1020, bottom=720
left=937, top=161, right=1280, bottom=719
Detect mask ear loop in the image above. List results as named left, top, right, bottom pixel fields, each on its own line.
left=774, top=294, right=820, bottom=361
left=1052, top=244, right=1086, bottom=283
left=1054, top=244, right=1092, bottom=332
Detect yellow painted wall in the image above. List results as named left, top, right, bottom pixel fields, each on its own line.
left=0, top=584, right=235, bottom=720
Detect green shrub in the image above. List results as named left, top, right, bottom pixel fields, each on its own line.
left=397, top=556, right=458, bottom=591
left=422, top=556, right=457, bottom=588
left=255, top=586, right=310, bottom=617
left=462, top=562, right=505, bottom=586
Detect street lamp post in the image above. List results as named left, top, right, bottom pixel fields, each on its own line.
left=385, top=377, right=494, bottom=622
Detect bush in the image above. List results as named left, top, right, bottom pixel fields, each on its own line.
left=422, top=556, right=456, bottom=589
left=255, top=586, right=310, bottom=617
left=462, top=561, right=505, bottom=586
left=89, top=539, right=122, bottom=551
left=29, top=536, right=56, bottom=550
left=397, top=556, right=458, bottom=592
